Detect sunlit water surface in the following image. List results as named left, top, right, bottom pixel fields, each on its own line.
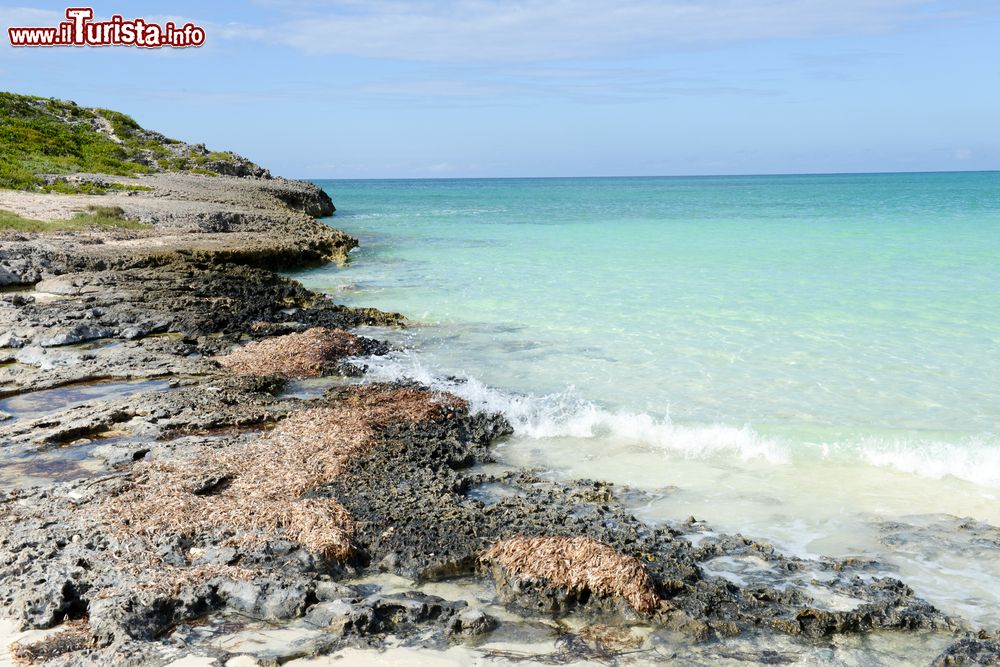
left=294, top=173, right=1000, bottom=632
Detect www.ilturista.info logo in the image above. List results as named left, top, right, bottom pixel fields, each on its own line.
left=7, top=7, right=205, bottom=48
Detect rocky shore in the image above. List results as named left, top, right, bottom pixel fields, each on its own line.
left=1, top=164, right=999, bottom=665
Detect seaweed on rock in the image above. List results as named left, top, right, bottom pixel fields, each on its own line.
left=215, top=327, right=374, bottom=378
left=8, top=619, right=92, bottom=665
left=481, top=536, right=661, bottom=615
left=102, top=385, right=468, bottom=562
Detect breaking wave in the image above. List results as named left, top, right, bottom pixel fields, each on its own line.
left=355, top=350, right=1000, bottom=488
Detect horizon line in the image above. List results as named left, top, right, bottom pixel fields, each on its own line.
left=303, top=168, right=999, bottom=182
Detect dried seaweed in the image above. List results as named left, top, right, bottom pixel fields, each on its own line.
left=481, top=536, right=660, bottom=615
left=103, top=385, right=465, bottom=562
left=8, top=619, right=91, bottom=665
left=215, top=327, right=366, bottom=378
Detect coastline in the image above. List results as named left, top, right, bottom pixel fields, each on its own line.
left=0, top=171, right=996, bottom=666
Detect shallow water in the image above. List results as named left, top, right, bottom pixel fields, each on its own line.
left=0, top=441, right=108, bottom=489
left=149, top=571, right=957, bottom=667
left=0, top=379, right=171, bottom=420
left=0, top=379, right=171, bottom=488
left=293, top=173, right=1000, bottom=642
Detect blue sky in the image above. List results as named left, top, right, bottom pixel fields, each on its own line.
left=1, top=1, right=998, bottom=178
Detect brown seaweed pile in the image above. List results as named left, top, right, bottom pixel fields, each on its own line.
left=481, top=536, right=661, bottom=615
left=104, top=385, right=467, bottom=561
left=215, top=327, right=367, bottom=378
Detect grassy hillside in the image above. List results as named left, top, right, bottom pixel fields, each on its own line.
left=0, top=92, right=269, bottom=192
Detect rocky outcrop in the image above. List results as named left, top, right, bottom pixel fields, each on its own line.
left=1, top=92, right=273, bottom=189
left=263, top=176, right=336, bottom=216
left=0, top=371, right=961, bottom=664
left=0, top=173, right=348, bottom=288
left=0, top=263, right=400, bottom=352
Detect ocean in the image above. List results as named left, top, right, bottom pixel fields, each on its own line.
left=294, top=172, right=1000, bottom=627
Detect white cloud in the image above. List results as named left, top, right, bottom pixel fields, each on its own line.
left=0, top=6, right=63, bottom=25
left=0, top=6, right=63, bottom=51
left=221, top=0, right=997, bottom=62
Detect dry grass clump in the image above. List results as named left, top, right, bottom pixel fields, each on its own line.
left=103, top=385, right=465, bottom=562
left=215, top=327, right=367, bottom=378
left=481, top=536, right=660, bottom=615
left=9, top=619, right=92, bottom=665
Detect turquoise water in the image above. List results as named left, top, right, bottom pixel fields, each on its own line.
left=298, top=173, right=1000, bottom=477
left=295, top=172, right=1000, bottom=623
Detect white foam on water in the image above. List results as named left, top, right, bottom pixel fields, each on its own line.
left=359, top=351, right=787, bottom=464
left=357, top=350, right=1000, bottom=489
left=859, top=437, right=1000, bottom=488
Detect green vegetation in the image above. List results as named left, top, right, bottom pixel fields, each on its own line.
left=157, top=157, right=189, bottom=171
left=0, top=91, right=259, bottom=191
left=156, top=153, right=232, bottom=173
left=0, top=205, right=150, bottom=232
left=0, top=93, right=152, bottom=190
left=41, top=179, right=155, bottom=195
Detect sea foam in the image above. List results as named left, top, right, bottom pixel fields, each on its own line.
left=356, top=350, right=1000, bottom=489
left=359, top=351, right=789, bottom=463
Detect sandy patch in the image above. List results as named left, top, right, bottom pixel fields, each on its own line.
left=0, top=190, right=121, bottom=221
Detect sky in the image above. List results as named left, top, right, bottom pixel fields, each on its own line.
left=1, top=1, right=998, bottom=178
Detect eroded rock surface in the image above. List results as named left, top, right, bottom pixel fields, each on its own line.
left=1, top=160, right=992, bottom=667
left=932, top=638, right=1000, bottom=666
left=0, top=377, right=968, bottom=665
left=0, top=172, right=346, bottom=289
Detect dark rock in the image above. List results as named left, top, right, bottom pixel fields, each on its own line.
left=340, top=592, right=490, bottom=638
left=931, top=638, right=1000, bottom=666
left=217, top=578, right=313, bottom=620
